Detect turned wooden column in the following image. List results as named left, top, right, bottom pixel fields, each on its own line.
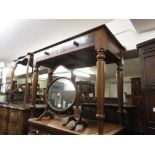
left=96, top=48, right=105, bottom=135
left=71, top=70, right=76, bottom=82
left=117, top=62, right=124, bottom=125
left=24, top=55, right=31, bottom=104
left=31, top=65, right=39, bottom=106
left=46, top=68, right=53, bottom=88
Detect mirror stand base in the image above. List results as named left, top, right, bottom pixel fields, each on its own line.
left=36, top=106, right=55, bottom=121
left=62, top=116, right=87, bottom=131
left=71, top=119, right=87, bottom=131
left=62, top=116, right=76, bottom=126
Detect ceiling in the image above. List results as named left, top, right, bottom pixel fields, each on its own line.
left=130, top=19, right=155, bottom=33
left=106, top=19, right=155, bottom=50
left=0, top=19, right=111, bottom=63
left=0, top=19, right=154, bottom=79
left=1, top=19, right=155, bottom=64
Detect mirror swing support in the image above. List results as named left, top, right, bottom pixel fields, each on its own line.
left=32, top=64, right=87, bottom=130
left=61, top=70, right=87, bottom=130
left=32, top=65, right=55, bottom=119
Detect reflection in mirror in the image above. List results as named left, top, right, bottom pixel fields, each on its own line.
left=47, top=78, right=76, bottom=112
left=53, top=66, right=71, bottom=78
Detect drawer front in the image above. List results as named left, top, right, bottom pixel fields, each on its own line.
left=8, top=110, right=30, bottom=135
left=1, top=109, right=9, bottom=134
left=0, top=107, right=3, bottom=116
left=8, top=121, right=19, bottom=135
left=34, top=33, right=94, bottom=64
left=1, top=119, right=9, bottom=134
left=0, top=107, right=4, bottom=130
left=3, top=108, right=9, bottom=117
left=0, top=118, right=3, bottom=131
left=29, top=126, right=48, bottom=135
left=9, top=110, right=20, bottom=121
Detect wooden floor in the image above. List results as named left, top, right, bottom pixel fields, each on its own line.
left=29, top=116, right=124, bottom=135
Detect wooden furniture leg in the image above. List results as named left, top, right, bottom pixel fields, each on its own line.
left=117, top=62, right=124, bottom=125
left=35, top=68, right=54, bottom=120
left=46, top=68, right=53, bottom=88
left=24, top=54, right=31, bottom=104
left=96, top=48, right=105, bottom=135
left=31, top=65, right=39, bottom=117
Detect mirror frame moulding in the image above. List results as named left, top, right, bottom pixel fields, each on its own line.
left=46, top=76, right=78, bottom=114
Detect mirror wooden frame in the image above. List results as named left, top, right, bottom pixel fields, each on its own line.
left=46, top=77, right=78, bottom=114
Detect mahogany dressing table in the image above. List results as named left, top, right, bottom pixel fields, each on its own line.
left=29, top=24, right=126, bottom=135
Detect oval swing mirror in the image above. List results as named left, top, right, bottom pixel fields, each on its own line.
left=47, top=77, right=77, bottom=114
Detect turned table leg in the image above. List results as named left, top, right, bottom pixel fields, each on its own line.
left=117, top=63, right=124, bottom=125
left=31, top=65, right=39, bottom=117
left=96, top=48, right=105, bottom=135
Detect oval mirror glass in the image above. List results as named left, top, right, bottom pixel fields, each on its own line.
left=47, top=77, right=76, bottom=113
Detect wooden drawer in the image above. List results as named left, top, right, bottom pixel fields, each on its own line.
left=1, top=119, right=9, bottom=134
left=34, top=33, right=94, bottom=63
left=1, top=107, right=9, bottom=134
left=8, top=109, right=30, bottom=135
left=0, top=106, right=4, bottom=131
left=8, top=121, right=19, bottom=135
left=9, top=110, right=20, bottom=121
left=0, top=106, right=3, bottom=116
left=29, top=126, right=47, bottom=135
left=3, top=107, right=9, bottom=117
left=0, top=118, right=3, bottom=132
